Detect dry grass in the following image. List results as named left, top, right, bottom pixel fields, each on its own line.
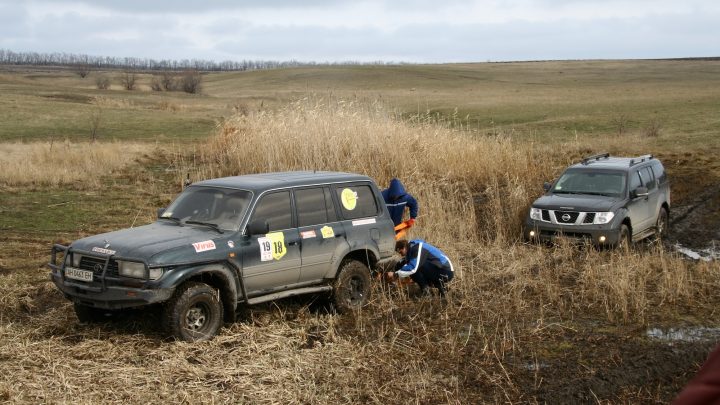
left=1, top=98, right=718, bottom=403
left=0, top=141, right=148, bottom=187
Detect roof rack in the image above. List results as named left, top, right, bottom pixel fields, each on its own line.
left=629, top=154, right=654, bottom=167
left=581, top=153, right=610, bottom=165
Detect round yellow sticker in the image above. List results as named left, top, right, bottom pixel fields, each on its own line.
left=341, top=188, right=358, bottom=210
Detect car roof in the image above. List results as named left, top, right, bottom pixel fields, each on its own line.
left=191, top=171, right=373, bottom=192
left=567, top=155, right=657, bottom=171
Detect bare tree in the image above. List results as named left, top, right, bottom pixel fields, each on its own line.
left=160, top=71, right=177, bottom=91
left=95, top=75, right=110, bottom=90
left=150, top=76, right=163, bottom=91
left=74, top=63, right=92, bottom=78
left=89, top=106, right=103, bottom=142
left=120, top=70, right=137, bottom=91
left=180, top=70, right=202, bottom=94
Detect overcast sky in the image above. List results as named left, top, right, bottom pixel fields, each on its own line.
left=1, top=0, right=718, bottom=63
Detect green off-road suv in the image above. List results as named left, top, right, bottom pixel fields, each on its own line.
left=49, top=171, right=396, bottom=341
left=525, top=153, right=670, bottom=248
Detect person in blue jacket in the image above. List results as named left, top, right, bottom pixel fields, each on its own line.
left=388, top=239, right=454, bottom=297
left=381, top=178, right=418, bottom=226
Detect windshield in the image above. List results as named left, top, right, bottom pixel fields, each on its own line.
left=161, top=186, right=252, bottom=231
left=552, top=169, right=626, bottom=197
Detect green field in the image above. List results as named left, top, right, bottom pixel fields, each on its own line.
left=3, top=60, right=720, bottom=149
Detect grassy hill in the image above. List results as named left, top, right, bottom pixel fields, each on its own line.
left=2, top=60, right=720, bottom=147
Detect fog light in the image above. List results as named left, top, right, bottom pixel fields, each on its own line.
left=599, top=236, right=607, bottom=243
left=529, top=230, right=536, bottom=238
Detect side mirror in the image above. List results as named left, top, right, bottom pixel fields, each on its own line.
left=247, top=219, right=269, bottom=235
left=632, top=186, right=649, bottom=198
left=543, top=182, right=552, bottom=192
left=157, top=208, right=166, bottom=218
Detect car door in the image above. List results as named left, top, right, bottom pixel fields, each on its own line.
left=626, top=169, right=651, bottom=233
left=241, top=190, right=301, bottom=296
left=294, top=186, right=349, bottom=284
left=639, top=166, right=660, bottom=230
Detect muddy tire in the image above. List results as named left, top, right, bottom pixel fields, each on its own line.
left=74, top=303, right=109, bottom=323
left=163, top=282, right=223, bottom=342
left=332, top=260, right=372, bottom=312
left=618, top=224, right=631, bottom=251
left=655, top=207, right=669, bottom=240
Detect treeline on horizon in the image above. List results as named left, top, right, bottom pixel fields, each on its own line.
left=0, top=49, right=407, bottom=72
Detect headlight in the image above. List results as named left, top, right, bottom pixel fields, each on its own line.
left=530, top=208, right=542, bottom=221
left=593, top=212, right=615, bottom=224
left=118, top=261, right=147, bottom=279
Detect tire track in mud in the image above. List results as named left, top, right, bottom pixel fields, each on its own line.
left=668, top=182, right=720, bottom=250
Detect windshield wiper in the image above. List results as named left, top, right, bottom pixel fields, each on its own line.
left=160, top=216, right=184, bottom=226
left=185, top=220, right=224, bottom=234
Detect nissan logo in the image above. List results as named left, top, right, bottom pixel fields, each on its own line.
left=562, top=214, right=571, bottom=222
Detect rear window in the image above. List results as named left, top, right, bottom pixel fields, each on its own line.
left=295, top=187, right=337, bottom=227
left=334, top=184, right=378, bottom=220
left=651, top=161, right=667, bottom=184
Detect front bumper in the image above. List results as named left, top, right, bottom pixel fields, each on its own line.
left=48, top=244, right=173, bottom=310
left=524, top=219, right=621, bottom=246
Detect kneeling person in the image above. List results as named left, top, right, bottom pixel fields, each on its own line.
left=389, top=239, right=454, bottom=297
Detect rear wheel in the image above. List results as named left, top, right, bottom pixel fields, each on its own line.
left=333, top=260, right=372, bottom=312
left=164, top=282, right=223, bottom=342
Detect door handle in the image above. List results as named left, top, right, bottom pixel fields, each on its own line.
left=288, top=241, right=298, bottom=246
left=334, top=233, right=344, bottom=238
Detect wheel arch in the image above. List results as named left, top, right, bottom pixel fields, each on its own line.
left=162, top=263, right=239, bottom=323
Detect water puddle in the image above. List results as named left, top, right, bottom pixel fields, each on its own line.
left=646, top=327, right=720, bottom=343
left=674, top=243, right=719, bottom=262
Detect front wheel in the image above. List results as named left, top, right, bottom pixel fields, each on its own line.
left=163, top=282, right=223, bottom=342
left=656, top=207, right=669, bottom=240
left=333, top=260, right=372, bottom=312
left=617, top=224, right=631, bottom=251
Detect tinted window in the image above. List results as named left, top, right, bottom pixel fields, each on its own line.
left=324, top=187, right=338, bottom=222
left=295, top=188, right=329, bottom=227
left=640, top=167, right=656, bottom=190
left=629, top=170, right=642, bottom=191
left=252, top=191, right=292, bottom=231
left=335, top=184, right=378, bottom=219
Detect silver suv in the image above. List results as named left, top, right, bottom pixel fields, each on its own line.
left=49, top=171, right=396, bottom=341
left=525, top=153, right=670, bottom=247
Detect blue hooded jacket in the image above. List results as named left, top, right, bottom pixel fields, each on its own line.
left=396, top=239, right=453, bottom=278
left=381, top=178, right=418, bottom=226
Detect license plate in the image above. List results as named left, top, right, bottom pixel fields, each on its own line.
left=65, top=267, right=94, bottom=282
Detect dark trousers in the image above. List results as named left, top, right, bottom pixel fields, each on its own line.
left=409, top=261, right=454, bottom=292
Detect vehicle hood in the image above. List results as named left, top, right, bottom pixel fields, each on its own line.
left=69, top=222, right=234, bottom=265
left=532, top=193, right=621, bottom=212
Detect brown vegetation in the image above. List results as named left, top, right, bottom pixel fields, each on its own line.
left=0, top=98, right=718, bottom=403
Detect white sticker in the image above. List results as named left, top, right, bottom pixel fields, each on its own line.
left=92, top=247, right=116, bottom=255
left=352, top=218, right=376, bottom=226
left=258, top=237, right=273, bottom=261
left=192, top=240, right=216, bottom=253
left=301, top=230, right=317, bottom=239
